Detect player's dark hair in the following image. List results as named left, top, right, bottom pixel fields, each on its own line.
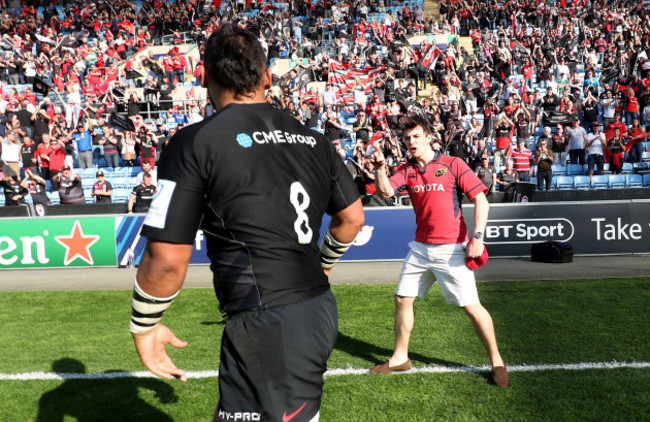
left=203, top=25, right=267, bottom=98
left=401, top=115, right=432, bottom=136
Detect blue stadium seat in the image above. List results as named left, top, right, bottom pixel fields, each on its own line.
left=601, top=162, right=612, bottom=174
left=113, top=188, right=132, bottom=203
left=621, top=162, right=633, bottom=174
left=642, top=151, right=650, bottom=162
left=643, top=173, right=650, bottom=187
left=111, top=177, right=131, bottom=189
left=551, top=164, right=566, bottom=175
left=114, top=167, right=131, bottom=177
left=633, top=162, right=650, bottom=172
left=556, top=176, right=574, bottom=190
left=573, top=175, right=591, bottom=190
left=47, top=191, right=60, bottom=205
left=566, top=164, right=584, bottom=176
left=590, top=175, right=609, bottom=189
left=81, top=168, right=97, bottom=178
left=608, top=174, right=626, bottom=189
left=626, top=174, right=643, bottom=188
left=81, top=178, right=95, bottom=189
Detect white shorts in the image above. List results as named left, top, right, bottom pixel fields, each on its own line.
left=395, top=241, right=480, bottom=307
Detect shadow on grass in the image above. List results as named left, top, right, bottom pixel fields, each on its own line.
left=37, top=358, right=177, bottom=422
left=336, top=332, right=494, bottom=385
left=336, top=331, right=468, bottom=368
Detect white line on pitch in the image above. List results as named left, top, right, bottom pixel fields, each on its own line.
left=0, top=361, right=649, bottom=381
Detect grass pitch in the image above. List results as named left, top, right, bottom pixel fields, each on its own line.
left=1, top=278, right=649, bottom=421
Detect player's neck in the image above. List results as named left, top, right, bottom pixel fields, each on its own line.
left=415, top=149, right=436, bottom=167
left=211, top=89, right=267, bottom=111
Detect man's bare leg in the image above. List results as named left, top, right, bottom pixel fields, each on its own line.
left=390, top=295, right=416, bottom=366
left=464, top=303, right=509, bottom=386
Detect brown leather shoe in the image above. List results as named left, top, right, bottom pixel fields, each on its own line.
left=370, top=359, right=412, bottom=374
left=492, top=366, right=509, bottom=387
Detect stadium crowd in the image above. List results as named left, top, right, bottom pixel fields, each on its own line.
left=2, top=0, right=650, bottom=206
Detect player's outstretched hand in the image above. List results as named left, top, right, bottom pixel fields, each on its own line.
left=132, top=323, right=188, bottom=382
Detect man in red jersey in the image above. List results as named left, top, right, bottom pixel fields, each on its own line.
left=368, top=115, right=508, bottom=387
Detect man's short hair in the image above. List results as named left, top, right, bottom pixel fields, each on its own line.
left=400, top=115, right=431, bottom=136
left=203, top=24, right=267, bottom=98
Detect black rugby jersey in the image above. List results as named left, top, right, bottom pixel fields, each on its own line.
left=142, top=102, right=359, bottom=315
left=132, top=184, right=156, bottom=212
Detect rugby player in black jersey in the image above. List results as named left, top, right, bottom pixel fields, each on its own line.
left=129, top=25, right=364, bottom=422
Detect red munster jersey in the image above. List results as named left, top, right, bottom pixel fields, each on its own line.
left=389, top=155, right=487, bottom=244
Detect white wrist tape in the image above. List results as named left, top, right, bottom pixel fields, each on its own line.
left=129, top=279, right=180, bottom=334
left=319, top=227, right=353, bottom=269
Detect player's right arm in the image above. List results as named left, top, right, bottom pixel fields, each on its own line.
left=370, top=149, right=395, bottom=199
left=131, top=241, right=192, bottom=382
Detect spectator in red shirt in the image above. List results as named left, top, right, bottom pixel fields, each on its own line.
left=36, top=134, right=53, bottom=180
left=511, top=139, right=534, bottom=181
left=367, top=115, right=509, bottom=388
left=47, top=137, right=66, bottom=190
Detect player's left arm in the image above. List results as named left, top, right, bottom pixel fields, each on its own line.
left=131, top=240, right=193, bottom=382
left=467, top=192, right=488, bottom=259
left=321, top=198, right=365, bottom=277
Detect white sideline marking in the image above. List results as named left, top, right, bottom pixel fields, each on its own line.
left=0, top=362, right=649, bottom=381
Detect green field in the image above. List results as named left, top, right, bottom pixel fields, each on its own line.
left=1, top=278, right=650, bottom=421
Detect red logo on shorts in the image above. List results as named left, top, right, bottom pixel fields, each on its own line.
left=282, top=402, right=307, bottom=422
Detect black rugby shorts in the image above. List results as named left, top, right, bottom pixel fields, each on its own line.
left=216, top=290, right=337, bottom=422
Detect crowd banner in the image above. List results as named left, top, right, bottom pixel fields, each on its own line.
left=0, top=216, right=117, bottom=268
left=1, top=200, right=649, bottom=269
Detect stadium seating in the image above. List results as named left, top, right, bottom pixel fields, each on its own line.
left=556, top=176, right=574, bottom=190
left=608, top=174, right=626, bottom=189
left=643, top=173, right=650, bottom=187
left=590, top=175, right=609, bottom=189
left=81, top=178, right=95, bottom=190
left=573, top=175, right=591, bottom=190
left=47, top=192, right=60, bottom=205
left=566, top=164, right=584, bottom=176
left=81, top=168, right=97, bottom=179
left=113, top=188, right=132, bottom=203
left=621, top=163, right=634, bottom=174
left=642, top=151, right=650, bottom=162
left=110, top=177, right=132, bottom=189
left=551, top=164, right=566, bottom=176
left=601, top=163, right=612, bottom=174
left=625, top=174, right=643, bottom=188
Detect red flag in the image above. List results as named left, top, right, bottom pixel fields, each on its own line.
left=624, top=132, right=650, bottom=154
left=327, top=60, right=384, bottom=105
left=366, top=131, right=385, bottom=146
left=418, top=45, right=440, bottom=69
left=81, top=5, right=95, bottom=20
left=117, top=20, right=135, bottom=35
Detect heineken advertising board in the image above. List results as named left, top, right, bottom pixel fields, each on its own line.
left=0, top=217, right=117, bottom=268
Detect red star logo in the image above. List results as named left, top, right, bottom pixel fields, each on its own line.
left=54, top=220, right=100, bottom=265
